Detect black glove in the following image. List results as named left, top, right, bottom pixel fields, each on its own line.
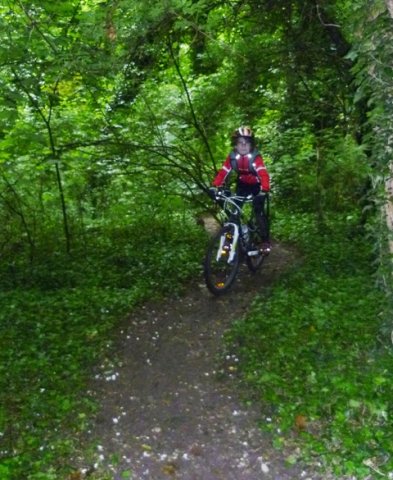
left=208, top=187, right=217, bottom=200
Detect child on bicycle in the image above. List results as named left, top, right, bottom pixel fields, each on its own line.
left=210, top=126, right=271, bottom=253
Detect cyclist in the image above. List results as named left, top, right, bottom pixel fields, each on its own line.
left=210, top=126, right=271, bottom=253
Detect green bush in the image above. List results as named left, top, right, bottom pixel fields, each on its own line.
left=226, top=217, right=393, bottom=478
left=0, top=211, right=206, bottom=479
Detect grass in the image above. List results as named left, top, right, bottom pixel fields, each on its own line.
left=226, top=212, right=393, bottom=478
left=0, top=216, right=207, bottom=480
left=2, top=204, right=392, bottom=479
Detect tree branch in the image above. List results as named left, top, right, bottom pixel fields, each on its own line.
left=167, top=38, right=216, bottom=170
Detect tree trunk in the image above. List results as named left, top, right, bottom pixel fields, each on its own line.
left=384, top=185, right=393, bottom=256
left=380, top=1, right=393, bottom=255
left=384, top=2, right=393, bottom=253
left=54, top=161, right=71, bottom=255
left=386, top=0, right=393, bottom=18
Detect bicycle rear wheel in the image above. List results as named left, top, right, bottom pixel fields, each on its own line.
left=245, top=224, right=265, bottom=273
left=204, top=225, right=240, bottom=295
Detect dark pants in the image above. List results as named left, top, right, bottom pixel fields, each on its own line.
left=236, top=182, right=270, bottom=242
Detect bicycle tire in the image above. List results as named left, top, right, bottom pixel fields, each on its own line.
left=245, top=226, right=265, bottom=273
left=203, top=225, right=240, bottom=295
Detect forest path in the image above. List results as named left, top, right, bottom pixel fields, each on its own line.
left=80, top=244, right=324, bottom=480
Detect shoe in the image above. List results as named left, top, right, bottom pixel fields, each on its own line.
left=260, top=242, right=271, bottom=255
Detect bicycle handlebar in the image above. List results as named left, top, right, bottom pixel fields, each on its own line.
left=209, top=188, right=254, bottom=216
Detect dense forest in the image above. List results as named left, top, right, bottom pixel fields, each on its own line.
left=0, top=0, right=392, bottom=478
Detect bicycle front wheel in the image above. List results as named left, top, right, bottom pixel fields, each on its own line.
left=203, top=225, right=240, bottom=295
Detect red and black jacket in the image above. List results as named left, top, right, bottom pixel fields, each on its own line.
left=212, top=150, right=270, bottom=191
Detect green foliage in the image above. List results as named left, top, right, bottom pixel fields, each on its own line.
left=0, top=0, right=392, bottom=478
left=0, top=210, right=206, bottom=479
left=348, top=0, right=393, bottom=299
left=267, top=127, right=371, bottom=216
left=226, top=215, right=393, bottom=478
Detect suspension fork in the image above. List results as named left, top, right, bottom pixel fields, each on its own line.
left=217, top=222, right=240, bottom=263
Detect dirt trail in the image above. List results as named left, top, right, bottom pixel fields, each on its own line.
left=79, top=244, right=324, bottom=480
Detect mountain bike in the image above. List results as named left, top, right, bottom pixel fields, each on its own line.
left=203, top=189, right=268, bottom=296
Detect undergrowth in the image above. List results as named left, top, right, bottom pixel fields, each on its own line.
left=0, top=215, right=206, bottom=480
left=226, top=212, right=393, bottom=479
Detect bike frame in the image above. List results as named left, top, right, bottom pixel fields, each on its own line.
left=204, top=189, right=267, bottom=295
left=215, top=191, right=257, bottom=258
